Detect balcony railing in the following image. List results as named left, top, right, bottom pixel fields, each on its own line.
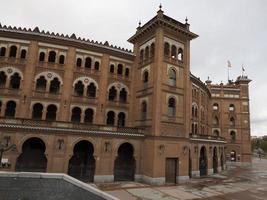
left=71, top=95, right=98, bottom=104
left=32, top=90, right=61, bottom=99
left=189, top=133, right=226, bottom=142
left=0, top=88, right=21, bottom=96
left=163, top=56, right=183, bottom=66
left=0, top=57, right=27, bottom=66
left=106, top=100, right=129, bottom=108
left=0, top=117, right=145, bottom=136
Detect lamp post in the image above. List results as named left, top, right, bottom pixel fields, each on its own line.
left=0, top=142, right=16, bottom=166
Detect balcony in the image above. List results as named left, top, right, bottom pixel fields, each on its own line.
left=37, top=61, right=64, bottom=71
left=32, top=91, right=61, bottom=100
left=0, top=117, right=145, bottom=137
left=106, top=100, right=129, bottom=108
left=163, top=56, right=183, bottom=66
left=0, top=88, right=21, bottom=96
left=0, top=57, right=27, bottom=66
left=71, top=95, right=98, bottom=105
left=74, top=67, right=100, bottom=76
left=189, top=133, right=226, bottom=143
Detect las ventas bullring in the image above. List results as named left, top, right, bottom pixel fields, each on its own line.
left=0, top=6, right=251, bottom=186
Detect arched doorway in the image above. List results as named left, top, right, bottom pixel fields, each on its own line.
left=68, top=140, right=95, bottom=182
left=213, top=147, right=218, bottom=174
left=199, top=146, right=208, bottom=176
left=188, top=149, right=192, bottom=178
left=15, top=137, right=47, bottom=172
left=230, top=150, right=236, bottom=162
left=114, top=143, right=135, bottom=181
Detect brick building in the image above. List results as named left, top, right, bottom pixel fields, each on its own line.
left=0, top=7, right=251, bottom=184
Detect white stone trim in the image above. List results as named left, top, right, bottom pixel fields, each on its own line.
left=192, top=170, right=200, bottom=177
left=0, top=37, right=30, bottom=44
left=142, top=175, right=165, bottom=185
left=110, top=56, right=133, bottom=64
left=94, top=175, right=114, bottom=183
left=177, top=176, right=189, bottom=183
left=38, top=42, right=68, bottom=50
left=76, top=49, right=103, bottom=56
left=0, top=66, right=24, bottom=79
left=140, top=38, right=155, bottom=49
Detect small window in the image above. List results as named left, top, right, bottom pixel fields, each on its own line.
left=168, top=97, right=176, bottom=117
left=230, top=131, right=236, bottom=142
left=117, top=64, right=123, bottom=75
left=20, top=49, right=27, bottom=59
left=141, top=101, right=147, bottom=119
left=150, top=43, right=155, bottom=57
left=0, top=47, right=6, bottom=57
left=140, top=49, right=144, bottom=62
left=94, top=61, right=100, bottom=70
left=85, top=57, right=92, bottom=68
left=164, top=42, right=170, bottom=57
left=108, top=86, right=117, bottom=101
left=125, top=68, right=129, bottom=77
left=48, top=51, right=56, bottom=63
left=145, top=46, right=149, bottom=60
left=168, top=69, right=176, bottom=86
left=229, top=104, right=235, bottom=111
left=39, top=52, right=45, bottom=61
left=143, top=71, right=149, bottom=83
left=59, top=55, right=65, bottom=64
left=171, top=45, right=177, bottom=58
left=213, top=130, right=219, bottom=137
left=110, top=64, right=114, bottom=73
left=230, top=117, right=235, bottom=126
left=213, top=116, right=219, bottom=125
left=9, top=45, right=17, bottom=58
left=178, top=48, right=183, bottom=61
left=76, top=58, right=82, bottom=67
left=106, top=111, right=115, bottom=125
left=213, top=103, right=219, bottom=110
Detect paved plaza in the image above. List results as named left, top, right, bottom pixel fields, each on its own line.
left=96, top=158, right=267, bottom=200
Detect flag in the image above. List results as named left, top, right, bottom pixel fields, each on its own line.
left=227, top=60, right=232, bottom=68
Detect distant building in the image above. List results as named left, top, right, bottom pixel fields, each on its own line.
left=0, top=7, right=251, bottom=184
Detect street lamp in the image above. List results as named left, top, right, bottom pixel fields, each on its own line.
left=0, top=138, right=17, bottom=167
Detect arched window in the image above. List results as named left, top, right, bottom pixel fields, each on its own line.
left=119, top=88, right=127, bottom=102
left=49, top=77, right=60, bottom=94
left=168, top=68, right=176, bottom=86
left=46, top=105, right=57, bottom=121
left=48, top=51, right=56, bottom=63
left=9, top=73, right=21, bottom=89
left=9, top=45, right=17, bottom=58
left=20, top=49, right=27, bottom=59
left=118, top=112, right=125, bottom=127
left=106, top=111, right=115, bottom=125
left=213, top=103, right=219, bottom=110
left=178, top=48, right=183, bottom=61
left=192, top=105, right=195, bottom=117
left=84, top=108, right=94, bottom=124
left=39, top=52, right=45, bottom=61
left=191, top=123, right=194, bottom=134
left=59, top=55, right=65, bottom=64
left=87, top=83, right=96, bottom=98
left=145, top=46, right=149, bottom=60
left=230, top=117, right=235, bottom=126
left=71, top=107, right=81, bottom=123
left=194, top=124, right=198, bottom=134
left=36, top=76, right=47, bottom=91
left=213, top=116, right=219, bottom=126
left=194, top=107, right=198, bottom=118
left=0, top=47, right=6, bottom=57
left=5, top=101, right=16, bottom=118
left=125, top=68, right=129, bottom=77
left=229, top=104, right=235, bottom=111
left=85, top=57, right=92, bottom=68
left=168, top=97, right=176, bottom=117
left=143, top=71, right=149, bottom=83
left=141, top=101, right=147, bottom=119
left=140, top=49, right=144, bottom=62
left=32, top=103, right=43, bottom=120
left=230, top=131, right=236, bottom=142
left=108, top=86, right=117, bottom=101
left=0, top=71, right=7, bottom=88
left=164, top=42, right=170, bottom=57
left=74, top=81, right=84, bottom=96
left=213, top=130, right=219, bottom=137
left=94, top=61, right=100, bottom=70
left=117, top=64, right=123, bottom=75
left=109, top=64, right=114, bottom=73
left=171, top=45, right=177, bottom=58
left=76, top=58, right=82, bottom=67
left=150, top=43, right=155, bottom=57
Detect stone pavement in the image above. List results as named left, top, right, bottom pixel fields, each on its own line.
left=96, top=158, right=267, bottom=200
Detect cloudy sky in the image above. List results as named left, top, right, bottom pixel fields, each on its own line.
left=1, top=0, right=266, bottom=136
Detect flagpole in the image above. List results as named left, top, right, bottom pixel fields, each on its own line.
left=228, top=66, right=230, bottom=82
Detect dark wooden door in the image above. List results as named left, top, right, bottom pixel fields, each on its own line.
left=165, top=158, right=177, bottom=184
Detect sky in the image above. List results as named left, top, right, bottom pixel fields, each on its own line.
left=0, top=0, right=266, bottom=136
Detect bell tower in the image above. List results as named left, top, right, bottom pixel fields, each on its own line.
left=128, top=6, right=198, bottom=184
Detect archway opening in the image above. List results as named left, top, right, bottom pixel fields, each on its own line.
left=0, top=71, right=7, bottom=87
left=9, top=73, right=21, bottom=89
left=199, top=146, right=208, bottom=176
left=114, top=142, right=135, bottom=181
left=15, top=137, right=47, bottom=172
left=213, top=147, right=218, bottom=174
left=68, top=140, right=95, bottom=182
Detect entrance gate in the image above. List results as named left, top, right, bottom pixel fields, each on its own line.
left=68, top=140, right=95, bottom=182
left=199, top=146, right=207, bottom=176
left=165, top=158, right=178, bottom=184
left=114, top=143, right=135, bottom=181
left=15, top=137, right=47, bottom=172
